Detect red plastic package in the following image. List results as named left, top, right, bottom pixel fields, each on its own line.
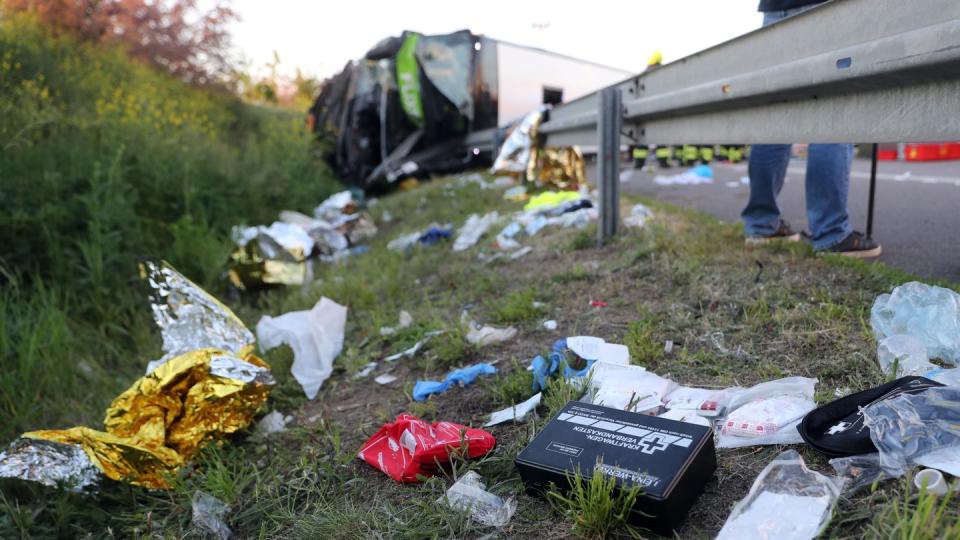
left=357, top=414, right=496, bottom=482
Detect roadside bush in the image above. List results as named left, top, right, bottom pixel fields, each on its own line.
left=0, top=13, right=338, bottom=440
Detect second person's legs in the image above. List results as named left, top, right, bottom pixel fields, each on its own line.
left=805, top=143, right=854, bottom=250
left=742, top=144, right=792, bottom=238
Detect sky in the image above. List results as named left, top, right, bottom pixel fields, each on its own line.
left=228, top=0, right=763, bottom=80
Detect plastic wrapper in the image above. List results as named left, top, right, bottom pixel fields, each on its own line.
left=717, top=377, right=817, bottom=448
left=413, top=363, right=497, bottom=401
left=623, top=203, right=653, bottom=229
left=566, top=336, right=629, bottom=365
left=142, top=261, right=255, bottom=373
left=663, top=385, right=738, bottom=417
left=1, top=348, right=273, bottom=490
left=829, top=453, right=887, bottom=494
left=485, top=393, right=542, bottom=427
left=192, top=491, right=231, bottom=540
left=357, top=414, right=496, bottom=482
left=927, top=367, right=960, bottom=386
left=878, top=334, right=936, bottom=377
left=585, top=361, right=676, bottom=414
left=862, top=386, right=960, bottom=477
left=438, top=471, right=516, bottom=527
left=453, top=212, right=500, bottom=252
left=465, top=320, right=517, bottom=347
left=256, top=298, right=347, bottom=400
left=871, top=281, right=960, bottom=365
left=313, top=190, right=358, bottom=224
left=716, top=450, right=842, bottom=540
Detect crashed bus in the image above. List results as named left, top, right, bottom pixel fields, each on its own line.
left=309, top=29, right=629, bottom=189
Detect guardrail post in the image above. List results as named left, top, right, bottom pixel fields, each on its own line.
left=597, top=87, right=621, bottom=245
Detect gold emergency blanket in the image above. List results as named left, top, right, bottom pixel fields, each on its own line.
left=24, top=348, right=273, bottom=489
left=227, top=243, right=308, bottom=290
left=530, top=146, right=586, bottom=190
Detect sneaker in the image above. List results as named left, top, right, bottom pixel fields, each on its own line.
left=745, top=221, right=801, bottom=245
left=822, top=231, right=882, bottom=258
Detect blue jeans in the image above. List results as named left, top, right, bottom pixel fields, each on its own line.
left=742, top=5, right=853, bottom=250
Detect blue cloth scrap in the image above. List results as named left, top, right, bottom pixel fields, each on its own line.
left=418, top=226, right=453, bottom=245
left=413, top=363, right=497, bottom=401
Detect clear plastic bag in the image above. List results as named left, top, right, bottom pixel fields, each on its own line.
left=717, top=377, right=817, bottom=448
left=862, top=386, right=960, bottom=477
left=716, top=450, right=843, bottom=540
left=438, top=471, right=516, bottom=527
left=192, top=491, right=231, bottom=540
left=829, top=453, right=887, bottom=495
left=871, top=282, right=960, bottom=365
left=877, top=334, right=936, bottom=377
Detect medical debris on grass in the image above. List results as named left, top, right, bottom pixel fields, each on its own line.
left=438, top=471, right=517, bottom=527
left=0, top=262, right=273, bottom=490
left=228, top=191, right=377, bottom=290
left=484, top=393, right=542, bottom=427
left=256, top=297, right=347, bottom=400
left=413, top=363, right=498, bottom=401
left=871, top=281, right=960, bottom=367
left=192, top=491, right=232, bottom=540
left=357, top=415, right=496, bottom=482
left=715, top=450, right=843, bottom=540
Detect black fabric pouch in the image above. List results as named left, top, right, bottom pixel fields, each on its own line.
left=798, top=376, right=943, bottom=457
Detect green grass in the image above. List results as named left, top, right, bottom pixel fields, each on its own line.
left=547, top=464, right=645, bottom=539
left=864, top=477, right=960, bottom=539
left=491, top=287, right=544, bottom=324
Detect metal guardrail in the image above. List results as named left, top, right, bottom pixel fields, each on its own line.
left=465, top=0, right=960, bottom=242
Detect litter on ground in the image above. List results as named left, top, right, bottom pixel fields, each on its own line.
left=256, top=297, right=347, bottom=400
left=716, top=450, right=842, bottom=540
left=484, top=393, right=542, bottom=427
left=357, top=415, right=496, bottom=482
left=413, top=363, right=498, bottom=401
left=438, top=471, right=517, bottom=527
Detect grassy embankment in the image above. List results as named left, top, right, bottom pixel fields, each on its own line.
left=2, top=13, right=960, bottom=540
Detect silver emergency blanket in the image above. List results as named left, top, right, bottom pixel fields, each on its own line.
left=142, top=261, right=255, bottom=373
left=0, top=437, right=101, bottom=492
left=491, top=107, right=545, bottom=178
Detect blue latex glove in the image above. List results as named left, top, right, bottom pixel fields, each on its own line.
left=413, top=363, right=497, bottom=401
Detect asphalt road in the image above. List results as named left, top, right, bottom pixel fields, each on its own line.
left=607, top=158, right=960, bottom=283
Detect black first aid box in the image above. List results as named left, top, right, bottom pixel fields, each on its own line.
left=515, top=401, right=716, bottom=535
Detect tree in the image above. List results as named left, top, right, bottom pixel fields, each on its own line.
left=2, top=0, right=237, bottom=86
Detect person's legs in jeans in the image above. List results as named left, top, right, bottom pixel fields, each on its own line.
left=742, top=144, right=792, bottom=237
left=805, top=143, right=853, bottom=250
left=741, top=6, right=816, bottom=238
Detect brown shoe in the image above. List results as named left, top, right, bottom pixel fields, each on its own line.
left=822, top=231, right=882, bottom=258
left=745, top=220, right=802, bottom=245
